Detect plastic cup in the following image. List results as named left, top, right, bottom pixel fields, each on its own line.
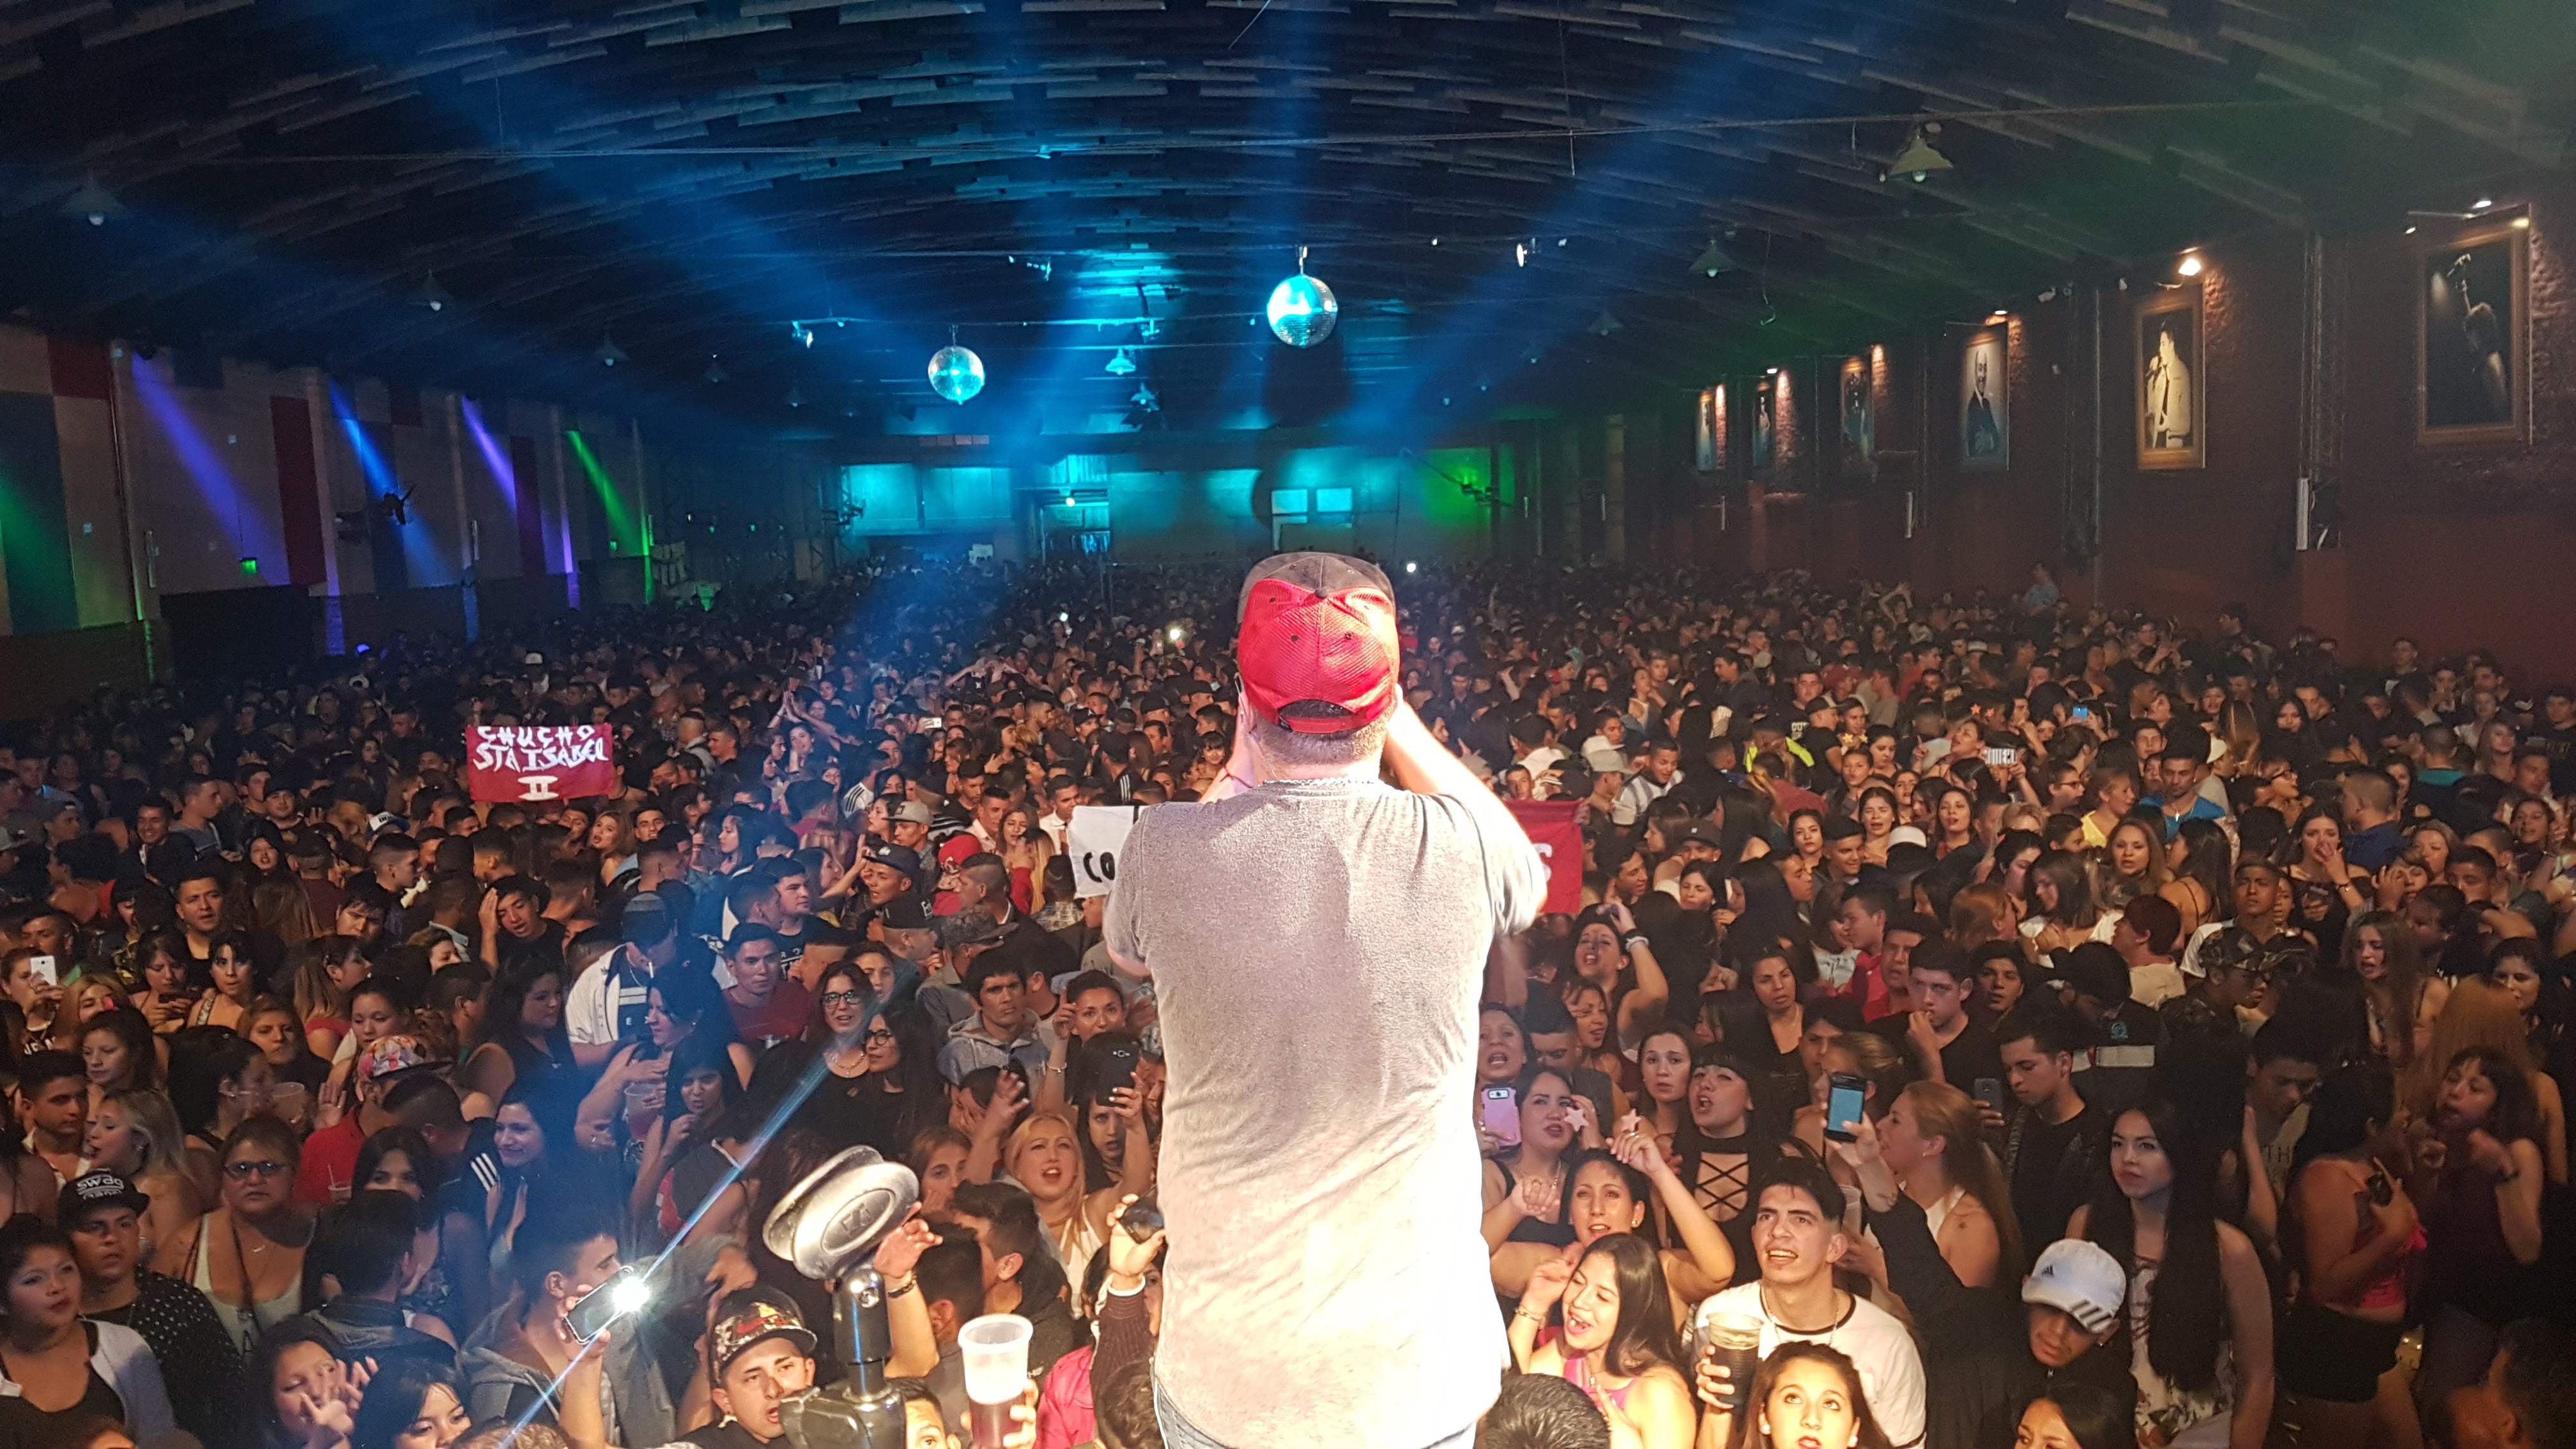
left=958, top=1314, right=1032, bottom=1448
left=1706, top=1312, right=1764, bottom=1414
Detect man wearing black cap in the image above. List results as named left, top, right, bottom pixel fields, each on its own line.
left=567, top=891, right=682, bottom=1071
left=65, top=1170, right=230, bottom=1443
left=1105, top=554, right=1546, bottom=1449
left=2051, top=943, right=2159, bottom=1116
left=686, top=1291, right=819, bottom=1449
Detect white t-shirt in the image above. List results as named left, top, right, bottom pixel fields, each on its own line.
left=1104, top=778, right=1545, bottom=1449
left=1690, top=1283, right=1928, bottom=1449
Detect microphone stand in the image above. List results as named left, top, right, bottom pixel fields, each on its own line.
left=778, top=1267, right=908, bottom=1449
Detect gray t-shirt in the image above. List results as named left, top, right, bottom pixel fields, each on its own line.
left=1105, top=776, right=1544, bottom=1448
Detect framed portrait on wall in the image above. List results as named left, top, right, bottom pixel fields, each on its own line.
left=2136, top=286, right=2205, bottom=470
left=1959, top=325, right=2008, bottom=471
left=1837, top=356, right=1874, bottom=481
left=2418, top=219, right=2529, bottom=445
left=1696, top=386, right=1728, bottom=473
left=1752, top=379, right=1777, bottom=475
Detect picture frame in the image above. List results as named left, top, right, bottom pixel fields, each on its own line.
left=1838, top=355, right=1875, bottom=482
left=2418, top=220, right=2530, bottom=445
left=1752, top=379, right=1777, bottom=476
left=1958, top=325, right=2009, bottom=472
left=2136, top=286, right=2205, bottom=470
left=1696, top=386, right=1728, bottom=473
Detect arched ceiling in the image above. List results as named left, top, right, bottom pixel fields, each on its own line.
left=0, top=0, right=2566, bottom=425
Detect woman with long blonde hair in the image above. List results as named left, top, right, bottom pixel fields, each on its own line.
left=2407, top=978, right=2565, bottom=1184
left=1864, top=1081, right=2021, bottom=1289
left=1003, top=1097, right=1149, bottom=1289
left=82, top=1088, right=202, bottom=1273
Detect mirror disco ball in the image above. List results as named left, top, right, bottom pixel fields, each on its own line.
left=928, top=344, right=986, bottom=404
left=1265, top=274, right=1338, bottom=348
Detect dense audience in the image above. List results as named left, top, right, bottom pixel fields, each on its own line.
left=0, top=558, right=2569, bottom=1449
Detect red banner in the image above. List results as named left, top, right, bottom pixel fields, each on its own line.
left=466, top=725, right=617, bottom=803
left=1505, top=800, right=1583, bottom=915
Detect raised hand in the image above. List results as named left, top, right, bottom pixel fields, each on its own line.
left=871, top=1210, right=942, bottom=1280
left=1520, top=1255, right=1574, bottom=1314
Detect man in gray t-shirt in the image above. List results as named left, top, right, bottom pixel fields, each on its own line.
left=1106, top=553, right=1545, bottom=1449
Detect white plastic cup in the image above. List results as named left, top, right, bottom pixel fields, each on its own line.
left=958, top=1313, right=1032, bottom=1446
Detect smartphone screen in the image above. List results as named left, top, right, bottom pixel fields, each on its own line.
left=26, top=956, right=55, bottom=988
left=566, top=1264, right=649, bottom=1343
left=1974, top=1077, right=2006, bottom=1113
left=1823, top=1074, right=1866, bottom=1140
left=1480, top=1086, right=1521, bottom=1147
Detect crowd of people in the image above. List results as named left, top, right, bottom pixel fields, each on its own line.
left=0, top=556, right=2569, bottom=1449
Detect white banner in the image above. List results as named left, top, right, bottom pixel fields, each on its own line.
left=1067, top=805, right=1143, bottom=898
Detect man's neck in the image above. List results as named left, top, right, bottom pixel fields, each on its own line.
left=1759, top=1273, right=1844, bottom=1333
left=987, top=1279, right=1023, bottom=1315
left=977, top=1014, right=1023, bottom=1041
left=1929, top=1011, right=1968, bottom=1048
left=33, top=1128, right=79, bottom=1158
left=2043, top=1085, right=2085, bottom=1126
left=79, top=1275, right=138, bottom=1314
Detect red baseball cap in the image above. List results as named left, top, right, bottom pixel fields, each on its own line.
left=1237, top=552, right=1400, bottom=733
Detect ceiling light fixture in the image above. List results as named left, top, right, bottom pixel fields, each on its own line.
left=703, top=357, right=727, bottom=384
left=2176, top=252, right=2205, bottom=277
left=1690, top=238, right=1736, bottom=277
left=1886, top=123, right=1952, bottom=183
left=1588, top=311, right=1621, bottom=337
left=2473, top=197, right=2494, bottom=211
left=1105, top=348, right=1138, bottom=376
left=411, top=274, right=454, bottom=312
left=785, top=386, right=804, bottom=408
left=594, top=335, right=627, bottom=367
left=62, top=174, right=123, bottom=226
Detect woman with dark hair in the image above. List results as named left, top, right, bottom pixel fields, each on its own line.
left=1481, top=1066, right=1597, bottom=1250
left=1730, top=859, right=1812, bottom=980
left=1712, top=1341, right=1897, bottom=1449
left=802, top=960, right=944, bottom=1158
left=353, top=1126, right=462, bottom=1336
left=176, top=1115, right=314, bottom=1354
left=130, top=931, right=197, bottom=1036
left=77, top=1008, right=158, bottom=1103
left=2014, top=1387, right=2136, bottom=1449
left=2483, top=939, right=2565, bottom=1078
left=1736, top=947, right=1810, bottom=1101
left=167, top=1027, right=275, bottom=1167
left=1508, top=1232, right=1696, bottom=1449
left=1633, top=1026, right=1696, bottom=1162
left=289, top=935, right=372, bottom=1059
left=248, top=1321, right=367, bottom=1449
left=0, top=1218, right=176, bottom=1441
left=2409, top=1045, right=2548, bottom=1410
left=1671, top=1046, right=1802, bottom=1275
left=643, top=1031, right=755, bottom=1245
left=2278, top=1069, right=2419, bottom=1449
left=350, top=1356, right=472, bottom=1449
left=459, top=958, right=571, bottom=1103
left=2071, top=1099, right=2274, bottom=1449
left=2340, top=912, right=2433, bottom=1073
left=2161, top=819, right=2233, bottom=939
left=2285, top=808, right=2357, bottom=965
left=2023, top=852, right=2110, bottom=956
left=1568, top=901, right=1672, bottom=1054
left=189, top=930, right=263, bottom=1031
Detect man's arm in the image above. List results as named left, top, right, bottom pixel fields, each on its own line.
left=1381, top=702, right=1547, bottom=937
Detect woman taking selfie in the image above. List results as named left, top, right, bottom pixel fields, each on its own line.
left=1508, top=1232, right=1696, bottom=1449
